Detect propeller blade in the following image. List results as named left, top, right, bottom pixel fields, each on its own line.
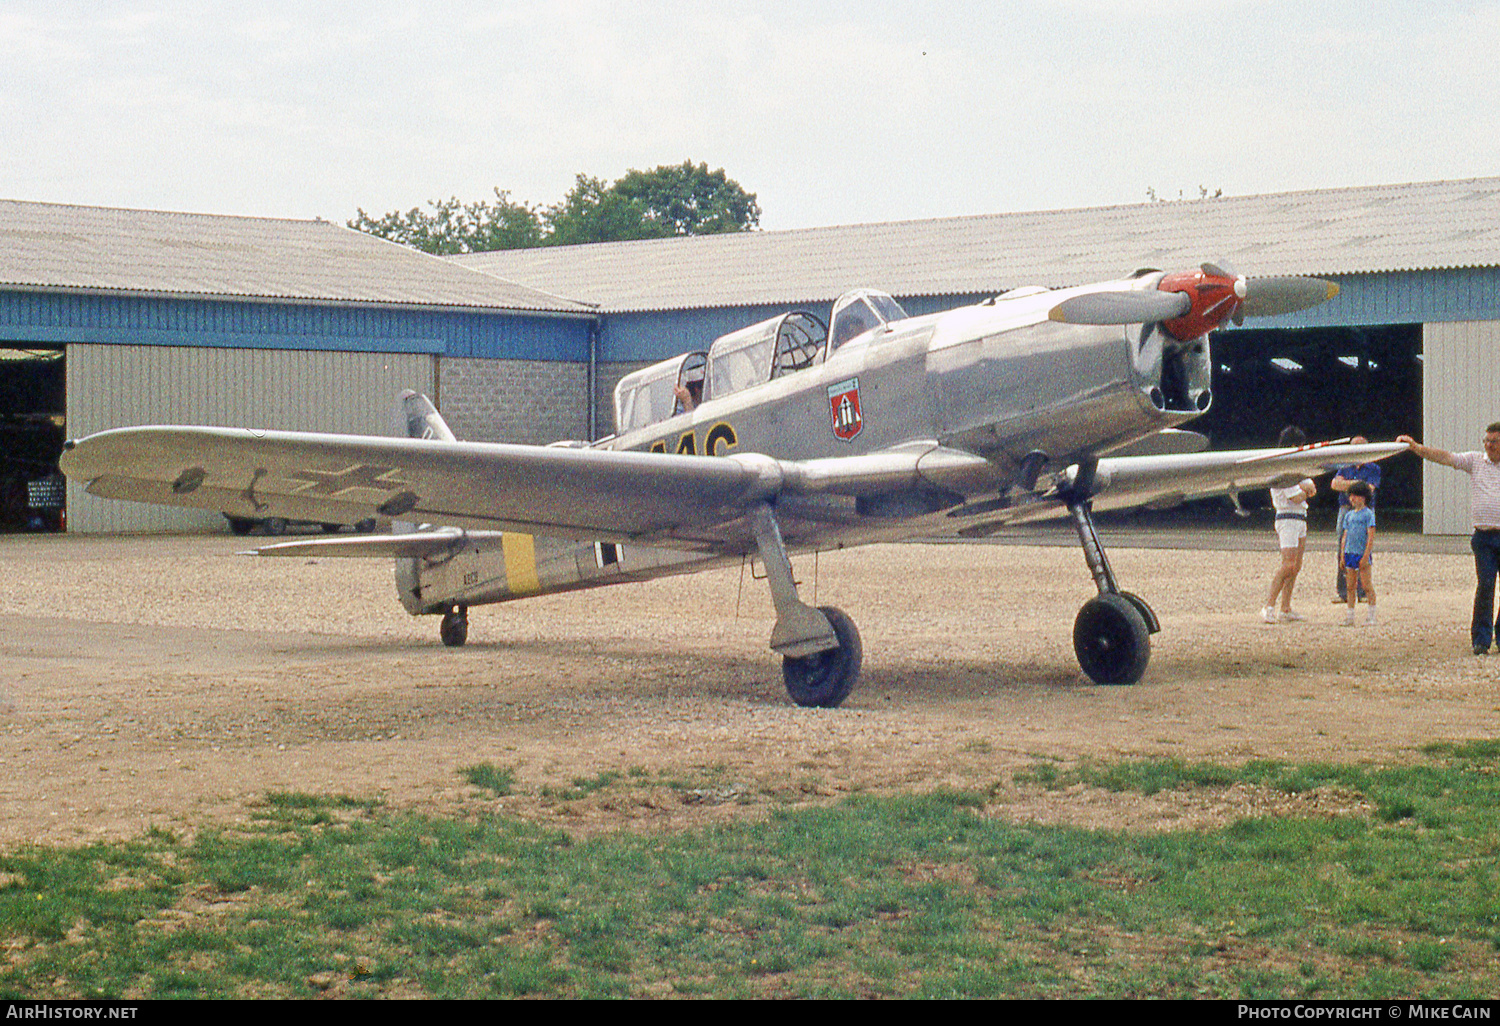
left=1240, top=276, right=1340, bottom=318
left=1049, top=290, right=1192, bottom=325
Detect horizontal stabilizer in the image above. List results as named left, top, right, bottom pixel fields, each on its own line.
left=247, top=527, right=513, bottom=559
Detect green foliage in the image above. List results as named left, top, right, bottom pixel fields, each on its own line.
left=349, top=162, right=759, bottom=252
left=607, top=161, right=760, bottom=238
left=541, top=173, right=664, bottom=247
left=347, top=188, right=543, bottom=254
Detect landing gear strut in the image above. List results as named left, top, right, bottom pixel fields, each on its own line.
left=1064, top=465, right=1158, bottom=685
left=440, top=605, right=468, bottom=647
left=750, top=504, right=862, bottom=707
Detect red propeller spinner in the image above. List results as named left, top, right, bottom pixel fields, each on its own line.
left=1158, top=265, right=1247, bottom=341
left=1048, top=263, right=1339, bottom=334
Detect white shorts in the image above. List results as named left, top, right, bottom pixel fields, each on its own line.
left=1275, top=518, right=1307, bottom=549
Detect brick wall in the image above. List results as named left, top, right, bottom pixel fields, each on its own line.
left=436, top=358, right=681, bottom=444
left=594, top=361, right=653, bottom=439
left=438, top=358, right=591, bottom=444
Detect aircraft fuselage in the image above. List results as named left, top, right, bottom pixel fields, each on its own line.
left=401, top=284, right=1208, bottom=614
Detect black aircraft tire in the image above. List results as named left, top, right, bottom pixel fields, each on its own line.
left=263, top=517, right=289, bottom=536
left=440, top=609, right=468, bottom=648
left=1073, top=593, right=1151, bottom=685
left=782, top=606, right=862, bottom=708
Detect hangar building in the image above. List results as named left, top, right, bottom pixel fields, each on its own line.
left=2, top=178, right=1497, bottom=535
left=0, top=200, right=596, bottom=533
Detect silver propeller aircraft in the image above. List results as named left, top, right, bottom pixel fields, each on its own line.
left=61, top=263, right=1403, bottom=707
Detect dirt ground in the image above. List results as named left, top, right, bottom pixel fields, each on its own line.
left=1, top=530, right=1496, bottom=848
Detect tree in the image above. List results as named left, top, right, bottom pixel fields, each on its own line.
left=347, top=189, right=543, bottom=255
left=615, top=161, right=761, bottom=236
left=541, top=174, right=669, bottom=247
left=545, top=162, right=760, bottom=245
left=349, top=162, right=760, bottom=252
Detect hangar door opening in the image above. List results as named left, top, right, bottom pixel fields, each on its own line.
left=0, top=345, right=66, bottom=532
left=1190, top=323, right=1423, bottom=517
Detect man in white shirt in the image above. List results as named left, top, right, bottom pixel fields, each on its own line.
left=1398, top=424, right=1500, bottom=654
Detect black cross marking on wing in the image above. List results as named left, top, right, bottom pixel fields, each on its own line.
left=285, top=464, right=405, bottom=496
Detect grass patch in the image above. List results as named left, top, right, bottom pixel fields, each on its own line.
left=3, top=747, right=1498, bottom=998
left=460, top=762, right=517, bottom=797
left=540, top=771, right=623, bottom=801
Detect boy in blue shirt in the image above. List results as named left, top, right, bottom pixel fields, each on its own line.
left=1342, top=480, right=1378, bottom=626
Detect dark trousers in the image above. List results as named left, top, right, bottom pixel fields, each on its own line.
left=1470, top=530, right=1500, bottom=648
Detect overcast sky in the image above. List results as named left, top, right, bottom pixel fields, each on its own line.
left=4, top=1, right=1497, bottom=231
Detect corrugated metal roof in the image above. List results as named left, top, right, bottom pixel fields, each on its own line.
left=0, top=199, right=593, bottom=315
left=451, top=177, right=1500, bottom=313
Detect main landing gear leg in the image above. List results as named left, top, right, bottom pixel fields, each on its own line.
left=1065, top=479, right=1158, bottom=686
left=440, top=605, right=469, bottom=648
left=749, top=504, right=862, bottom=708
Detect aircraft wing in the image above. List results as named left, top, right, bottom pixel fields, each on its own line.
left=60, top=426, right=1408, bottom=545
left=996, top=441, right=1408, bottom=525
left=59, top=426, right=998, bottom=549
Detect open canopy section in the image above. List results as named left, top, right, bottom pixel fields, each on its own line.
left=705, top=311, right=828, bottom=401
left=612, top=351, right=708, bottom=434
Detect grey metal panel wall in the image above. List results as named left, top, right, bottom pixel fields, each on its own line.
left=1421, top=321, right=1500, bottom=534
left=66, top=344, right=435, bottom=533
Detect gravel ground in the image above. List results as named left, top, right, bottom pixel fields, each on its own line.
left=1, top=530, right=1496, bottom=847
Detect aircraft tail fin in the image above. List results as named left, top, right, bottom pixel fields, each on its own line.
left=397, top=390, right=457, bottom=442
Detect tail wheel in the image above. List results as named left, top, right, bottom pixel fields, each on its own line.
left=1073, top=593, right=1150, bottom=685
left=440, top=607, right=468, bottom=647
left=782, top=606, right=862, bottom=708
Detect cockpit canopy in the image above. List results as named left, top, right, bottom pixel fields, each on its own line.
left=612, top=351, right=707, bottom=434
left=829, top=289, right=908, bottom=350
left=705, top=311, right=827, bottom=400
left=611, top=293, right=906, bottom=435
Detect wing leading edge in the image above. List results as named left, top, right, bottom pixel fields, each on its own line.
left=61, top=426, right=1409, bottom=545
left=59, top=426, right=1000, bottom=549
left=1013, top=441, right=1409, bottom=524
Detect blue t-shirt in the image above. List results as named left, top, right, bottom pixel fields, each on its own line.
left=1335, top=463, right=1382, bottom=508
left=1343, top=506, right=1376, bottom=555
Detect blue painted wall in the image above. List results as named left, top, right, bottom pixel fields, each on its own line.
left=600, top=304, right=817, bottom=364
left=1213, top=268, right=1500, bottom=334
left=603, top=268, right=1500, bottom=365
left=600, top=295, right=994, bottom=363
left=6, top=265, right=1496, bottom=368
left=0, top=290, right=594, bottom=361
